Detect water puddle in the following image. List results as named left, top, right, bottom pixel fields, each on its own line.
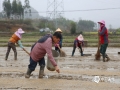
left=107, top=67, right=115, bottom=71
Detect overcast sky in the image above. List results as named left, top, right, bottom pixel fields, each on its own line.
left=0, top=0, right=120, bottom=29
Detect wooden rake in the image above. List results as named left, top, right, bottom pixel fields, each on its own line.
left=95, top=31, right=101, bottom=60
left=57, top=46, right=66, bottom=57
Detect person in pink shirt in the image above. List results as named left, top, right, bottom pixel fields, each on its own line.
left=25, top=32, right=62, bottom=78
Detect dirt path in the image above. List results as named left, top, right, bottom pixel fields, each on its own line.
left=0, top=47, right=120, bottom=90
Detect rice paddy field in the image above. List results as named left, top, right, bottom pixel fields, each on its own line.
left=0, top=32, right=120, bottom=90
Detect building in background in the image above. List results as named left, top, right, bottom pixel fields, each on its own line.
left=24, top=7, right=40, bottom=19
left=0, top=7, right=40, bottom=20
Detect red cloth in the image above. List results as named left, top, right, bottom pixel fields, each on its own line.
left=99, top=26, right=109, bottom=44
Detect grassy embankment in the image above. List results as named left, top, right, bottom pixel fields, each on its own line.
left=0, top=32, right=120, bottom=47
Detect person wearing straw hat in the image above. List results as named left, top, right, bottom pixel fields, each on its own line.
left=54, top=28, right=63, bottom=53
left=98, top=20, right=110, bottom=62
left=5, top=28, right=28, bottom=60
left=71, top=34, right=84, bottom=56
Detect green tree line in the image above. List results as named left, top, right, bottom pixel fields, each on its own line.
left=37, top=17, right=96, bottom=34
left=3, top=0, right=30, bottom=19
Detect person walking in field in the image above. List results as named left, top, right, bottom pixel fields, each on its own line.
left=5, top=28, right=28, bottom=60
left=71, top=34, right=84, bottom=56
left=25, top=32, right=61, bottom=78
left=54, top=28, right=63, bottom=53
left=98, top=20, right=110, bottom=62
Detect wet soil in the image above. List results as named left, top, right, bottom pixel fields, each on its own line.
left=0, top=47, right=120, bottom=90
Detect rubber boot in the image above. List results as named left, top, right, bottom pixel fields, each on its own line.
left=14, top=52, right=17, bottom=60
left=14, top=56, right=17, bottom=60
left=106, top=56, right=110, bottom=61
left=25, top=68, right=32, bottom=78
left=81, top=52, right=84, bottom=56
left=5, top=53, right=9, bottom=60
left=105, top=54, right=110, bottom=62
left=103, top=57, right=106, bottom=62
left=71, top=52, right=74, bottom=56
left=39, top=65, right=45, bottom=78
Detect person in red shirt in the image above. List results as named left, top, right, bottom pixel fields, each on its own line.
left=98, top=20, right=110, bottom=62
left=71, top=34, right=84, bottom=56
left=25, top=32, right=62, bottom=78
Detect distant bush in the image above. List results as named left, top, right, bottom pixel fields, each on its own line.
left=23, top=19, right=32, bottom=25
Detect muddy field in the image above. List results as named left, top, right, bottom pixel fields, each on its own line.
left=0, top=47, right=120, bottom=90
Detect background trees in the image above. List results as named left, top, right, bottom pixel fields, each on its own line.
left=76, top=20, right=95, bottom=32
left=70, top=21, right=76, bottom=34
left=2, top=0, right=29, bottom=19
left=3, top=0, right=11, bottom=19
left=2, top=0, right=97, bottom=33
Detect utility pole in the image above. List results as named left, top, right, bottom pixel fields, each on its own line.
left=46, top=0, right=64, bottom=29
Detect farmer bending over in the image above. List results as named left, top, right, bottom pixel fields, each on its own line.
left=25, top=32, right=61, bottom=78
left=72, top=34, right=84, bottom=56
left=54, top=28, right=63, bottom=53
left=5, top=28, right=27, bottom=60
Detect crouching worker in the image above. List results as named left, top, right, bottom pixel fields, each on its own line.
left=72, top=34, right=84, bottom=56
left=25, top=32, right=61, bottom=78
left=5, top=28, right=27, bottom=60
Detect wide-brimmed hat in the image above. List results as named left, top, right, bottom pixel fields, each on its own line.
left=98, top=20, right=105, bottom=25
left=17, top=28, right=25, bottom=34
left=77, top=34, right=84, bottom=41
left=55, top=28, right=62, bottom=33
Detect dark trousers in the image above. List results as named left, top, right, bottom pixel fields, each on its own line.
left=28, top=57, right=45, bottom=71
left=72, top=45, right=83, bottom=56
left=100, top=43, right=108, bottom=58
left=5, top=42, right=17, bottom=60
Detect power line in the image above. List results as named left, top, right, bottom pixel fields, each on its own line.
left=30, top=7, right=120, bottom=13
left=63, top=7, right=120, bottom=12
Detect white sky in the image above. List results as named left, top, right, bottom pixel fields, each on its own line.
left=0, top=0, right=120, bottom=29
